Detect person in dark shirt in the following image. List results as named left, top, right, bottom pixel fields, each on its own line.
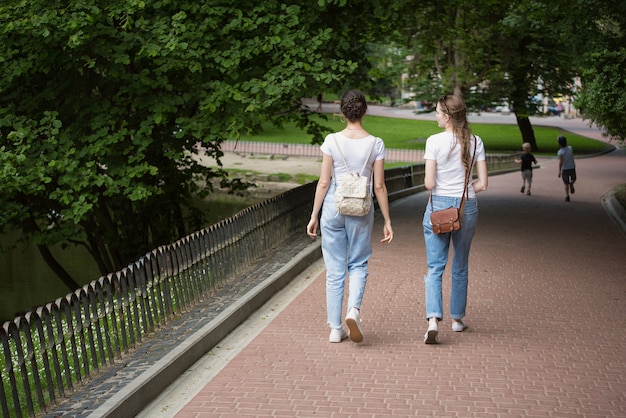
left=515, top=142, right=538, bottom=196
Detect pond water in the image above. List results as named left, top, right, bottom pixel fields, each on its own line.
left=0, top=230, right=101, bottom=323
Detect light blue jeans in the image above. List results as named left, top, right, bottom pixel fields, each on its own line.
left=422, top=196, right=479, bottom=321
left=321, top=183, right=374, bottom=329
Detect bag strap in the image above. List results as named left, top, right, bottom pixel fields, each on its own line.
left=457, top=136, right=477, bottom=212
left=332, top=134, right=376, bottom=183
left=430, top=135, right=477, bottom=211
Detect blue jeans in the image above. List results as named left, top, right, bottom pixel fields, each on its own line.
left=321, top=183, right=374, bottom=329
left=422, top=196, right=479, bottom=321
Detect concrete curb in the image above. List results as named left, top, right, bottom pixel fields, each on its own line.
left=601, top=186, right=626, bottom=239
left=89, top=240, right=322, bottom=418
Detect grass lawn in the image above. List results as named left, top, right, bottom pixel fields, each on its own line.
left=240, top=115, right=610, bottom=156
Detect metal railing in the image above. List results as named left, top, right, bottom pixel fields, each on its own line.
left=1, top=181, right=315, bottom=418
left=0, top=155, right=516, bottom=418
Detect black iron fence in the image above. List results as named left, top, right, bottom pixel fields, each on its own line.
left=0, top=156, right=516, bottom=418
left=0, top=181, right=315, bottom=418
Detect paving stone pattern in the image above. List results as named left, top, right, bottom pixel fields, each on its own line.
left=175, top=150, right=626, bottom=417
left=45, top=108, right=626, bottom=417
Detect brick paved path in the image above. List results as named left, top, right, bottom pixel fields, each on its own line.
left=163, top=146, right=626, bottom=416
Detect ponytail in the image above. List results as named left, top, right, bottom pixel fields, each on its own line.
left=438, top=94, right=473, bottom=172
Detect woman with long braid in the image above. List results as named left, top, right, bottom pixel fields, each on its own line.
left=422, top=94, right=488, bottom=344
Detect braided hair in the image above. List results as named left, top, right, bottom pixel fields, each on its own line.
left=340, top=90, right=368, bottom=122
left=438, top=94, right=473, bottom=173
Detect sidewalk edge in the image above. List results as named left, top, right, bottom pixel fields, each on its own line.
left=88, top=240, right=322, bottom=418
left=601, top=186, right=626, bottom=239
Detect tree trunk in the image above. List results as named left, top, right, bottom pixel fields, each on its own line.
left=515, top=113, right=539, bottom=152
left=36, top=244, right=81, bottom=291
left=453, top=84, right=463, bottom=98
left=24, top=214, right=81, bottom=290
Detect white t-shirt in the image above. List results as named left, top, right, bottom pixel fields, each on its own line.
left=557, top=145, right=575, bottom=170
left=424, top=131, right=486, bottom=198
left=320, top=133, right=386, bottom=182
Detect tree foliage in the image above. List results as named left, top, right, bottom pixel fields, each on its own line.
left=0, top=0, right=395, bottom=287
left=575, top=2, right=626, bottom=143
left=394, top=0, right=595, bottom=151
left=366, top=43, right=411, bottom=105
left=493, top=0, right=587, bottom=150
left=402, top=0, right=505, bottom=99
left=576, top=49, right=626, bottom=143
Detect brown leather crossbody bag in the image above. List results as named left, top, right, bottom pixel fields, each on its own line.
left=430, top=138, right=476, bottom=234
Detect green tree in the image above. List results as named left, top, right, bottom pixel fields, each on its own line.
left=402, top=0, right=504, bottom=99
left=396, top=0, right=592, bottom=151
left=575, top=3, right=626, bottom=143
left=576, top=50, right=626, bottom=143
left=495, top=0, right=591, bottom=151
left=366, top=43, right=413, bottom=106
left=0, top=0, right=392, bottom=288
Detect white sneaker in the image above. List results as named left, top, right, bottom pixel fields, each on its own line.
left=424, top=320, right=439, bottom=344
left=329, top=328, right=348, bottom=343
left=452, top=320, right=468, bottom=332
left=345, top=308, right=364, bottom=343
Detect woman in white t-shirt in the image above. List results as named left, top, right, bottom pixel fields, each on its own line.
left=422, top=94, right=488, bottom=344
left=306, top=90, right=393, bottom=344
